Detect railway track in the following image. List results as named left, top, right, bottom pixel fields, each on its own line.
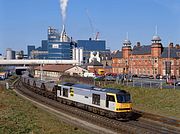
left=13, top=78, right=180, bottom=134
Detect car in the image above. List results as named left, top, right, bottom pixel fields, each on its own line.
left=162, top=75, right=167, bottom=79
left=156, top=74, right=161, bottom=79
left=166, top=79, right=176, bottom=85
left=170, top=75, right=176, bottom=80
left=149, top=75, right=154, bottom=79
left=132, top=74, right=138, bottom=78
left=94, top=76, right=104, bottom=81
left=175, top=81, right=180, bottom=86
left=125, top=75, right=133, bottom=82
left=139, top=75, right=149, bottom=78
left=104, top=76, right=116, bottom=81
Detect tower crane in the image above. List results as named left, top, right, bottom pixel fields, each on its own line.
left=95, top=32, right=99, bottom=40
left=86, top=9, right=96, bottom=40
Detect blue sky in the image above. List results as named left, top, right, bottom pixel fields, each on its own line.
left=0, top=0, right=180, bottom=54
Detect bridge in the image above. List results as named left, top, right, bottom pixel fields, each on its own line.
left=0, top=59, right=78, bottom=65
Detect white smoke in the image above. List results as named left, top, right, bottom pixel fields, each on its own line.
left=60, top=0, right=69, bottom=24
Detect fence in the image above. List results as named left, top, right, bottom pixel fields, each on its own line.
left=116, top=78, right=180, bottom=90
left=59, top=75, right=180, bottom=90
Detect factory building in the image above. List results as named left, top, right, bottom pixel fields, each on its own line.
left=27, top=25, right=76, bottom=60
left=6, top=48, right=16, bottom=60
left=47, top=25, right=75, bottom=60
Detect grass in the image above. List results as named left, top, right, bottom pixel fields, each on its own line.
left=105, top=84, right=180, bottom=119
left=0, top=84, right=90, bottom=134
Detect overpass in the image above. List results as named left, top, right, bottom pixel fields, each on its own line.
left=0, top=59, right=78, bottom=65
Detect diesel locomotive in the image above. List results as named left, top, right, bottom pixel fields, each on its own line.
left=21, top=73, right=132, bottom=119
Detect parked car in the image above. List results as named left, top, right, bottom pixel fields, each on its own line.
left=149, top=75, right=154, bottom=79
left=139, top=75, right=149, bottom=78
left=94, top=76, right=104, bottom=81
left=162, top=75, right=167, bottom=79
left=166, top=79, right=176, bottom=85
left=156, top=74, right=161, bottom=79
left=125, top=75, right=133, bottom=82
left=84, top=72, right=95, bottom=78
left=170, top=75, right=176, bottom=80
left=175, top=81, right=180, bottom=86
left=132, top=74, right=138, bottom=78
left=104, top=76, right=116, bottom=81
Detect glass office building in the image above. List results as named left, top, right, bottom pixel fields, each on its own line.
left=47, top=25, right=74, bottom=60
left=27, top=45, right=35, bottom=58
left=48, top=42, right=73, bottom=60
left=77, top=39, right=106, bottom=51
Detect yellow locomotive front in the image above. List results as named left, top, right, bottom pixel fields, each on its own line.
left=116, top=92, right=132, bottom=118
left=106, top=90, right=132, bottom=118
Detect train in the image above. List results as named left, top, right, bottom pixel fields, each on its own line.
left=21, top=73, right=132, bottom=119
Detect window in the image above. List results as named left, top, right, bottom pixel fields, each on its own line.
left=63, top=88, right=68, bottom=97
left=106, top=95, right=115, bottom=102
left=92, top=94, right=100, bottom=105
left=116, top=94, right=131, bottom=103
left=106, top=95, right=115, bottom=107
left=56, top=86, right=61, bottom=96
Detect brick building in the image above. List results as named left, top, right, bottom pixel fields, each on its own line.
left=112, top=35, right=180, bottom=77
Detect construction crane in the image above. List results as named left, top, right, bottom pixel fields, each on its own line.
left=86, top=9, right=95, bottom=40
left=95, top=32, right=99, bottom=40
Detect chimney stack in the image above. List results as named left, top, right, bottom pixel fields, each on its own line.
left=137, top=42, right=141, bottom=47
left=175, top=44, right=180, bottom=49
left=169, top=42, right=174, bottom=48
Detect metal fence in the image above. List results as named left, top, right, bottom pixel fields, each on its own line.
left=59, top=75, right=180, bottom=90
left=116, top=78, right=180, bottom=90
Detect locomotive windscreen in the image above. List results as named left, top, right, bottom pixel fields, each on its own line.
left=116, top=94, right=131, bottom=103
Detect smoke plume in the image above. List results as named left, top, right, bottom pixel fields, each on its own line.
left=60, top=0, right=69, bottom=24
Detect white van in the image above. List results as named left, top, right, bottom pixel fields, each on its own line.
left=83, top=72, right=95, bottom=78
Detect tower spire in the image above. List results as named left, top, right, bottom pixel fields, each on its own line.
left=155, top=25, right=158, bottom=35
left=126, top=32, right=129, bottom=40
left=123, top=32, right=131, bottom=47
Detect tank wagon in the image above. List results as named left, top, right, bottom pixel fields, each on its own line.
left=22, top=74, right=57, bottom=99
left=21, top=74, right=132, bottom=119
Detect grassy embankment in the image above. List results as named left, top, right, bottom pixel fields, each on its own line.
left=0, top=84, right=89, bottom=134
left=105, top=84, right=180, bottom=119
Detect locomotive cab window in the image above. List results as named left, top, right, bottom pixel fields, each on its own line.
left=116, top=94, right=131, bottom=103
left=106, top=95, right=115, bottom=102
left=63, top=88, right=68, bottom=97
left=92, top=94, right=100, bottom=105
left=106, top=95, right=115, bottom=107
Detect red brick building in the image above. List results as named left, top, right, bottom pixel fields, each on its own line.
left=112, top=35, right=180, bottom=77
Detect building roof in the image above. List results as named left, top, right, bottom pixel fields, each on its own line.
left=152, top=35, right=161, bottom=41
left=35, top=64, right=73, bottom=72
left=112, top=50, right=123, bottom=58
left=88, top=59, right=103, bottom=66
left=61, top=82, right=129, bottom=95
left=161, top=47, right=180, bottom=58
left=132, top=45, right=151, bottom=55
